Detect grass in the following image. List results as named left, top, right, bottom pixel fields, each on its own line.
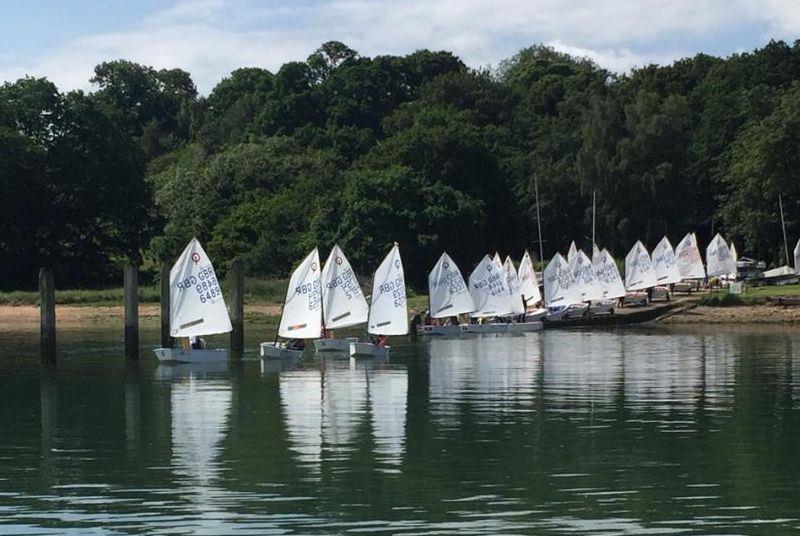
left=695, top=283, right=800, bottom=306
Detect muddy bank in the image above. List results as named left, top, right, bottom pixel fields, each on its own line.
left=662, top=304, right=800, bottom=324
left=0, top=304, right=282, bottom=332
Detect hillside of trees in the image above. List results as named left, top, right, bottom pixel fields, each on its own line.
left=2, top=40, right=800, bottom=290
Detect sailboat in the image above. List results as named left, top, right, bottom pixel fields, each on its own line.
left=674, top=232, right=706, bottom=294
left=795, top=239, right=800, bottom=276
left=624, top=240, right=657, bottom=305
left=706, top=233, right=736, bottom=279
left=314, top=244, right=369, bottom=353
left=154, top=238, right=233, bottom=363
left=543, top=253, right=583, bottom=320
left=261, top=248, right=322, bottom=359
left=462, top=254, right=513, bottom=333
left=493, top=252, right=503, bottom=268
left=503, top=256, right=543, bottom=331
left=567, top=241, right=578, bottom=263
left=421, top=252, right=475, bottom=335
left=517, top=250, right=546, bottom=321
left=651, top=236, right=681, bottom=300
left=350, top=243, right=407, bottom=358
left=592, top=247, right=626, bottom=304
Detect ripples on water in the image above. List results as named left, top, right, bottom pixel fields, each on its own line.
left=1, top=327, right=800, bottom=534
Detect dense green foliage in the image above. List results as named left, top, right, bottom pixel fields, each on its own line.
left=3, top=40, right=800, bottom=289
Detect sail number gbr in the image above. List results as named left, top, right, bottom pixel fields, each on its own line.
left=176, top=265, right=221, bottom=304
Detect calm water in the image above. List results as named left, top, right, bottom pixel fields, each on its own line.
left=1, top=326, right=800, bottom=534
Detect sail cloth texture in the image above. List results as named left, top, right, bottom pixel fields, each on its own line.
left=368, top=244, right=408, bottom=335
left=543, top=253, right=581, bottom=307
left=428, top=252, right=475, bottom=318
left=503, top=256, right=526, bottom=315
left=675, top=233, right=706, bottom=280
left=729, top=243, right=739, bottom=278
left=570, top=250, right=604, bottom=301
left=321, top=244, right=369, bottom=329
left=493, top=252, right=503, bottom=268
left=278, top=248, right=322, bottom=339
left=469, top=255, right=512, bottom=317
left=517, top=250, right=542, bottom=305
left=625, top=241, right=657, bottom=291
left=652, top=236, right=682, bottom=285
left=795, top=239, right=800, bottom=275
left=169, top=238, right=233, bottom=338
left=706, top=234, right=736, bottom=277
left=592, top=248, right=626, bottom=300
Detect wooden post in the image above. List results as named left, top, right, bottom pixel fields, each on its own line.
left=229, top=258, right=244, bottom=359
left=124, top=263, right=139, bottom=360
left=39, top=268, right=56, bottom=364
left=160, top=261, right=171, bottom=348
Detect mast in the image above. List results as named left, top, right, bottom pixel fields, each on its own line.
left=535, top=176, right=544, bottom=265
left=780, top=194, right=790, bottom=266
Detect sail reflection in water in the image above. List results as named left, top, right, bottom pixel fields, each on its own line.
left=427, top=335, right=541, bottom=426
left=280, top=359, right=408, bottom=472
left=170, top=373, right=232, bottom=517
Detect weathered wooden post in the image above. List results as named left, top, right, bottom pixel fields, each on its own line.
left=160, top=261, right=171, bottom=348
left=124, top=263, right=139, bottom=360
left=39, top=268, right=56, bottom=364
left=229, top=258, right=244, bottom=359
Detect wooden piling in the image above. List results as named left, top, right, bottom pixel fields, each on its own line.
left=124, top=263, right=139, bottom=360
left=160, top=261, right=171, bottom=348
left=229, top=258, right=244, bottom=359
left=39, top=268, right=56, bottom=364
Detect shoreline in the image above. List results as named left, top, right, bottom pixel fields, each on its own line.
left=1, top=301, right=800, bottom=332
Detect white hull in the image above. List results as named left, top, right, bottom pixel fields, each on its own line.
left=154, top=347, right=228, bottom=364
left=260, top=341, right=304, bottom=360
left=623, top=292, right=648, bottom=306
left=313, top=337, right=358, bottom=353
left=507, top=321, right=543, bottom=332
left=461, top=323, right=509, bottom=334
left=524, top=308, right=547, bottom=322
left=547, top=303, right=589, bottom=321
left=416, top=324, right=463, bottom=336
left=349, top=341, right=390, bottom=358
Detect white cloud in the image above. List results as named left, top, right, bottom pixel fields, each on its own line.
left=3, top=0, right=800, bottom=94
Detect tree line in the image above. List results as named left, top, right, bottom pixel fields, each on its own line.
left=2, top=40, right=800, bottom=290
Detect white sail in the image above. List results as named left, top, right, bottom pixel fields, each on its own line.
left=169, top=238, right=232, bottom=338
left=592, top=248, right=626, bottom=300
left=517, top=250, right=542, bottom=305
left=570, top=249, right=604, bottom=301
left=651, top=236, right=682, bottom=285
left=625, top=240, right=657, bottom=291
left=468, top=255, right=512, bottom=317
left=320, top=244, right=369, bottom=330
left=428, top=252, right=475, bottom=318
left=675, top=232, right=706, bottom=280
left=795, top=239, right=800, bottom=275
left=367, top=244, right=408, bottom=335
left=729, top=242, right=739, bottom=279
left=278, top=248, right=322, bottom=339
left=543, top=253, right=581, bottom=307
left=706, top=233, right=736, bottom=277
left=567, top=241, right=578, bottom=263
left=503, top=256, right=526, bottom=315
left=493, top=252, right=503, bottom=268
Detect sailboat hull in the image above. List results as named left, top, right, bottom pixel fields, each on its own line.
left=260, top=342, right=304, bottom=360
left=349, top=341, right=390, bottom=358
left=154, top=347, right=229, bottom=363
left=313, top=337, right=358, bottom=353
left=507, top=321, right=543, bottom=332
left=417, top=324, right=463, bottom=335
left=460, top=323, right=509, bottom=334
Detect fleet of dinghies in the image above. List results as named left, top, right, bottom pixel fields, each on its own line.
left=156, top=230, right=769, bottom=363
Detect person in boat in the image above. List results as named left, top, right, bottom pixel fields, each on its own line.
left=190, top=336, right=206, bottom=349
left=375, top=334, right=388, bottom=348
left=286, top=338, right=306, bottom=350
left=409, top=310, right=421, bottom=334
left=321, top=327, right=333, bottom=339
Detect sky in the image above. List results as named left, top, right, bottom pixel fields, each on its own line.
left=2, top=0, right=800, bottom=94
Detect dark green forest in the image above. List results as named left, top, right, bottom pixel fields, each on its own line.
left=3, top=40, right=800, bottom=290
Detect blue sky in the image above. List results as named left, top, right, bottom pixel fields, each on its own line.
left=1, top=0, right=798, bottom=94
